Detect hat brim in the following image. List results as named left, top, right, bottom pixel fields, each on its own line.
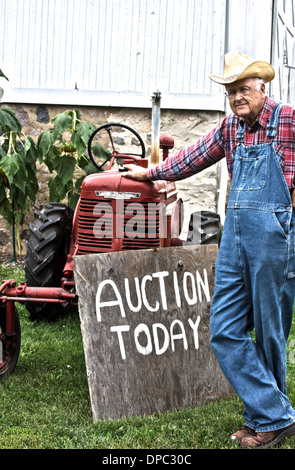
left=209, top=60, right=275, bottom=85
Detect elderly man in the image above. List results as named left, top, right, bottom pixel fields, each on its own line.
left=123, top=51, right=295, bottom=449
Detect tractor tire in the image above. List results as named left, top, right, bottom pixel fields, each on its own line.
left=0, top=305, right=21, bottom=381
left=186, top=211, right=221, bottom=246
left=24, top=203, right=73, bottom=321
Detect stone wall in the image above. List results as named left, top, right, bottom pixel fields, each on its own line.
left=0, top=103, right=224, bottom=257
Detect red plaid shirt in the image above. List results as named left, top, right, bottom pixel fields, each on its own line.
left=148, top=96, right=295, bottom=189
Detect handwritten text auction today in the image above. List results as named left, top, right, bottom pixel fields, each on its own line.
left=96, top=269, right=211, bottom=360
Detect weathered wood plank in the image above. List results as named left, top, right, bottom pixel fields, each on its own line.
left=74, top=245, right=234, bottom=420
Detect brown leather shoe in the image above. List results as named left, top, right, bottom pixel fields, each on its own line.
left=230, top=425, right=256, bottom=442
left=241, top=422, right=295, bottom=449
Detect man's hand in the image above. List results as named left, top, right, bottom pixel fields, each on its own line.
left=122, top=164, right=149, bottom=181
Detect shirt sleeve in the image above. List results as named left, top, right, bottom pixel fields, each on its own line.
left=147, top=119, right=226, bottom=181
left=278, top=104, right=295, bottom=189
left=292, top=108, right=295, bottom=189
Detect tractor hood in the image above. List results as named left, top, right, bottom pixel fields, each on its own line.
left=81, top=171, right=170, bottom=199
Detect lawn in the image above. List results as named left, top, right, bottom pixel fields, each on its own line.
left=0, top=264, right=294, bottom=451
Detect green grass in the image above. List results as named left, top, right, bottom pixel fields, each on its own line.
left=0, top=265, right=295, bottom=450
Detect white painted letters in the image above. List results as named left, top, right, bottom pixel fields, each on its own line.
left=141, top=274, right=159, bottom=312
left=152, top=271, right=169, bottom=310
left=109, top=318, right=201, bottom=360
left=183, top=271, right=197, bottom=305
left=152, top=323, right=170, bottom=355
left=96, top=268, right=210, bottom=360
left=124, top=277, right=142, bottom=312
left=134, top=323, right=153, bottom=355
left=188, top=316, right=201, bottom=349
left=170, top=319, right=188, bottom=351
left=96, top=279, right=126, bottom=322
left=110, top=325, right=130, bottom=360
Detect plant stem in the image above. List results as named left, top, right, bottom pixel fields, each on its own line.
left=8, top=130, right=15, bottom=156
left=11, top=200, right=17, bottom=261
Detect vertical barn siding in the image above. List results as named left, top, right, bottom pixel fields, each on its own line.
left=226, top=0, right=273, bottom=60
left=0, top=0, right=226, bottom=109
left=271, top=0, right=295, bottom=103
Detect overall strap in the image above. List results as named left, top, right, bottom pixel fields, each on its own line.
left=266, top=103, right=282, bottom=140
left=236, top=103, right=282, bottom=144
left=237, top=120, right=245, bottom=144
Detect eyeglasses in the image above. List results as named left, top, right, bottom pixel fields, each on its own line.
left=224, top=84, right=261, bottom=100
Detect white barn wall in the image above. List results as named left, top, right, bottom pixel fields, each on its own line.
left=0, top=0, right=226, bottom=110
left=2, top=0, right=294, bottom=253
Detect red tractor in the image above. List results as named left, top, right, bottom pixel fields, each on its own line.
left=0, top=123, right=220, bottom=380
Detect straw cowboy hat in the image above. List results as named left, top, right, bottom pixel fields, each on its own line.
left=209, top=50, right=275, bottom=85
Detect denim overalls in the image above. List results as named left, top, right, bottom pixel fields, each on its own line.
left=210, top=104, right=295, bottom=432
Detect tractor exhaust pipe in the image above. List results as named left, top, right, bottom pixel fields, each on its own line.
left=151, top=91, right=161, bottom=165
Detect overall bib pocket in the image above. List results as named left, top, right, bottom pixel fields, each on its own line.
left=231, top=153, right=268, bottom=190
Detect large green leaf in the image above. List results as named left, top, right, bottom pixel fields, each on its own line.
left=51, top=113, right=73, bottom=140
left=48, top=176, right=61, bottom=202
left=77, top=154, right=98, bottom=174
left=43, top=145, right=61, bottom=172
left=0, top=147, right=6, bottom=159
left=75, top=174, right=85, bottom=191
left=0, top=153, right=19, bottom=185
left=76, top=122, right=96, bottom=146
left=0, top=107, right=22, bottom=135
left=92, top=142, right=112, bottom=160
left=13, top=153, right=28, bottom=194
left=71, top=131, right=86, bottom=157
left=8, top=186, right=30, bottom=226
left=53, top=154, right=76, bottom=184
left=24, top=136, right=38, bottom=166
left=0, top=166, right=8, bottom=184
left=37, top=130, right=54, bottom=158
left=49, top=174, right=73, bottom=202
left=26, top=165, right=38, bottom=202
left=68, top=190, right=80, bottom=209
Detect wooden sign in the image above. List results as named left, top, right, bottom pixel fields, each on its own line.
left=74, top=245, right=233, bottom=420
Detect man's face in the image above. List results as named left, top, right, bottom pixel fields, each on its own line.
left=225, top=78, right=266, bottom=125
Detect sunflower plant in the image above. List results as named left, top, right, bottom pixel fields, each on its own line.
left=36, top=109, right=108, bottom=209
left=0, top=105, right=39, bottom=256
left=0, top=70, right=109, bottom=257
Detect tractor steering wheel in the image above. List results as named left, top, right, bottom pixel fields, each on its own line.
left=87, top=122, right=146, bottom=171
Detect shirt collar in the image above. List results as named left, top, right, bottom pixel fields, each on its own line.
left=239, top=96, right=276, bottom=130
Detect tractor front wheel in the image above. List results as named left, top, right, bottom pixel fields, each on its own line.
left=0, top=305, right=21, bottom=381
left=24, top=203, right=73, bottom=321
